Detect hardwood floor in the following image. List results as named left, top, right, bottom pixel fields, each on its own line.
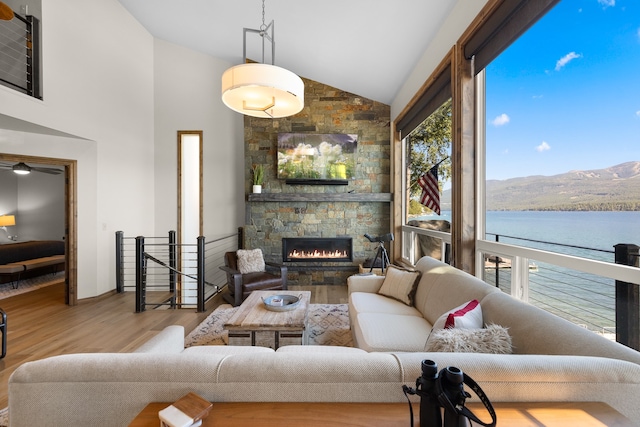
left=0, top=281, right=348, bottom=408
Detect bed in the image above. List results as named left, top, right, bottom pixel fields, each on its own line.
left=0, top=240, right=65, bottom=287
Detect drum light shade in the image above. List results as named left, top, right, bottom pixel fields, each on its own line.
left=221, top=63, right=304, bottom=119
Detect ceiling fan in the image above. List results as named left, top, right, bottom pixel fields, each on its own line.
left=0, top=162, right=63, bottom=175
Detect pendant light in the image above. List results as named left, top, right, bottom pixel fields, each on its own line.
left=221, top=0, right=304, bottom=119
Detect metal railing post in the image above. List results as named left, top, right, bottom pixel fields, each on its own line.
left=197, top=236, right=206, bottom=312
left=168, top=230, right=177, bottom=308
left=494, top=235, right=500, bottom=288
left=135, top=236, right=146, bottom=313
left=614, top=243, right=639, bottom=350
left=27, top=15, right=41, bottom=99
left=115, top=231, right=124, bottom=293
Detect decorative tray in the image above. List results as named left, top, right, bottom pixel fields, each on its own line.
left=262, top=294, right=302, bottom=312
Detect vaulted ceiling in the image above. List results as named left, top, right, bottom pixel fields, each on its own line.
left=116, top=0, right=460, bottom=105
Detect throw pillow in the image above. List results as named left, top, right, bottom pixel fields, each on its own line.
left=424, top=324, right=513, bottom=354
left=431, top=299, right=483, bottom=331
left=236, top=249, right=265, bottom=274
left=377, top=265, right=421, bottom=306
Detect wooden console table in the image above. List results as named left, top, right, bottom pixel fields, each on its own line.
left=129, top=401, right=634, bottom=426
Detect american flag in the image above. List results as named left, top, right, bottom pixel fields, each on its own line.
left=418, top=165, right=440, bottom=215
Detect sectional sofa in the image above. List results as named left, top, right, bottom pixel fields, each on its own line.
left=348, top=256, right=640, bottom=364
left=8, top=256, right=640, bottom=426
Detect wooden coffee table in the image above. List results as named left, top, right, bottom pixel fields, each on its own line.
left=224, top=290, right=311, bottom=349
left=129, top=401, right=634, bottom=426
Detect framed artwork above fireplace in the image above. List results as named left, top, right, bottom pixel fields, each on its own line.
left=277, top=133, right=357, bottom=185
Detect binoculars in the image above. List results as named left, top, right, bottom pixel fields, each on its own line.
left=404, top=359, right=497, bottom=427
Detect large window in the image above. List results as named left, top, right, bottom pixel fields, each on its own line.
left=397, top=63, right=453, bottom=264
left=402, top=100, right=452, bottom=262
left=478, top=0, right=640, bottom=338
left=484, top=0, right=640, bottom=256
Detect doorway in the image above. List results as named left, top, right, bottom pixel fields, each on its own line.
left=0, top=153, right=77, bottom=305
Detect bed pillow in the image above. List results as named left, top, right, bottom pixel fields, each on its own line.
left=237, top=249, right=265, bottom=274
left=424, top=324, right=513, bottom=354
left=377, top=265, right=421, bottom=306
left=431, top=299, right=482, bottom=331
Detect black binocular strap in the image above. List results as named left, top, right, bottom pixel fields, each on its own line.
left=434, top=373, right=497, bottom=427
left=401, top=384, right=418, bottom=427
left=402, top=374, right=497, bottom=427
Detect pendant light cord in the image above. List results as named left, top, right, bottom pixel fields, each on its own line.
left=260, top=0, right=266, bottom=32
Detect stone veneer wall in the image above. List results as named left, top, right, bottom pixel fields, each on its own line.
left=244, top=76, right=391, bottom=286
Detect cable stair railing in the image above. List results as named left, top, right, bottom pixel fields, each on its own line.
left=115, top=230, right=240, bottom=312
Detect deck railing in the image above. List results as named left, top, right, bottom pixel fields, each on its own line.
left=401, top=224, right=640, bottom=350
left=115, top=230, right=239, bottom=312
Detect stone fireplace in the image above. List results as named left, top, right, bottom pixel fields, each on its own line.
left=282, top=237, right=353, bottom=262
left=243, top=74, right=391, bottom=286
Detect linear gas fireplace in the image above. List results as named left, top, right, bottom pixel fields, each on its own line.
left=282, top=237, right=353, bottom=262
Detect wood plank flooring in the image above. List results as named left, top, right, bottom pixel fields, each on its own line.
left=0, top=281, right=347, bottom=408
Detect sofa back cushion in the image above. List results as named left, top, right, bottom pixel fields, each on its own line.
left=413, top=256, right=499, bottom=325
left=481, top=291, right=640, bottom=364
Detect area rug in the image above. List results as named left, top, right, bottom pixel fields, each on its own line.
left=185, top=303, right=353, bottom=347
left=0, top=271, right=64, bottom=300
left=0, top=407, right=7, bottom=427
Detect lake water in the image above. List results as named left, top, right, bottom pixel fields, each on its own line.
left=411, top=211, right=640, bottom=333
left=417, top=210, right=640, bottom=261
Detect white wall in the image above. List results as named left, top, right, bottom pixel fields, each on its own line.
left=0, top=0, right=155, bottom=298
left=0, top=170, right=18, bottom=243
left=0, top=165, right=64, bottom=243
left=15, top=169, right=64, bottom=241
left=0, top=0, right=246, bottom=299
left=153, top=39, right=244, bottom=240
left=0, top=171, right=17, bottom=214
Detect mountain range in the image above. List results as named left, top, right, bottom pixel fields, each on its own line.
left=441, top=161, right=640, bottom=211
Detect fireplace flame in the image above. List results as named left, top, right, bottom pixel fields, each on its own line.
left=288, top=249, right=349, bottom=259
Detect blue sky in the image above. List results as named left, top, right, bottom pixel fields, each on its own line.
left=485, top=0, right=640, bottom=181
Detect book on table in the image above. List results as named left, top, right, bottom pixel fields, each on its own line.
left=159, top=392, right=212, bottom=427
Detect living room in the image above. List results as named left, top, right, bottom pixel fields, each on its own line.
left=3, top=0, right=640, bottom=425
left=0, top=0, right=486, bottom=302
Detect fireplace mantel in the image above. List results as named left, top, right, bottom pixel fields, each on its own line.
left=248, top=193, right=393, bottom=203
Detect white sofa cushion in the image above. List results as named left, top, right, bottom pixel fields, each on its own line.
left=276, top=345, right=367, bottom=354
left=349, top=292, right=423, bottom=317
left=347, top=274, right=385, bottom=294
left=182, top=345, right=275, bottom=355
left=413, top=257, right=499, bottom=324
left=353, top=313, right=431, bottom=352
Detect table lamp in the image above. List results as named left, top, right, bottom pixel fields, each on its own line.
left=0, top=215, right=16, bottom=240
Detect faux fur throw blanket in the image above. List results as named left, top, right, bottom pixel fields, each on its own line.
left=425, top=324, right=513, bottom=354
